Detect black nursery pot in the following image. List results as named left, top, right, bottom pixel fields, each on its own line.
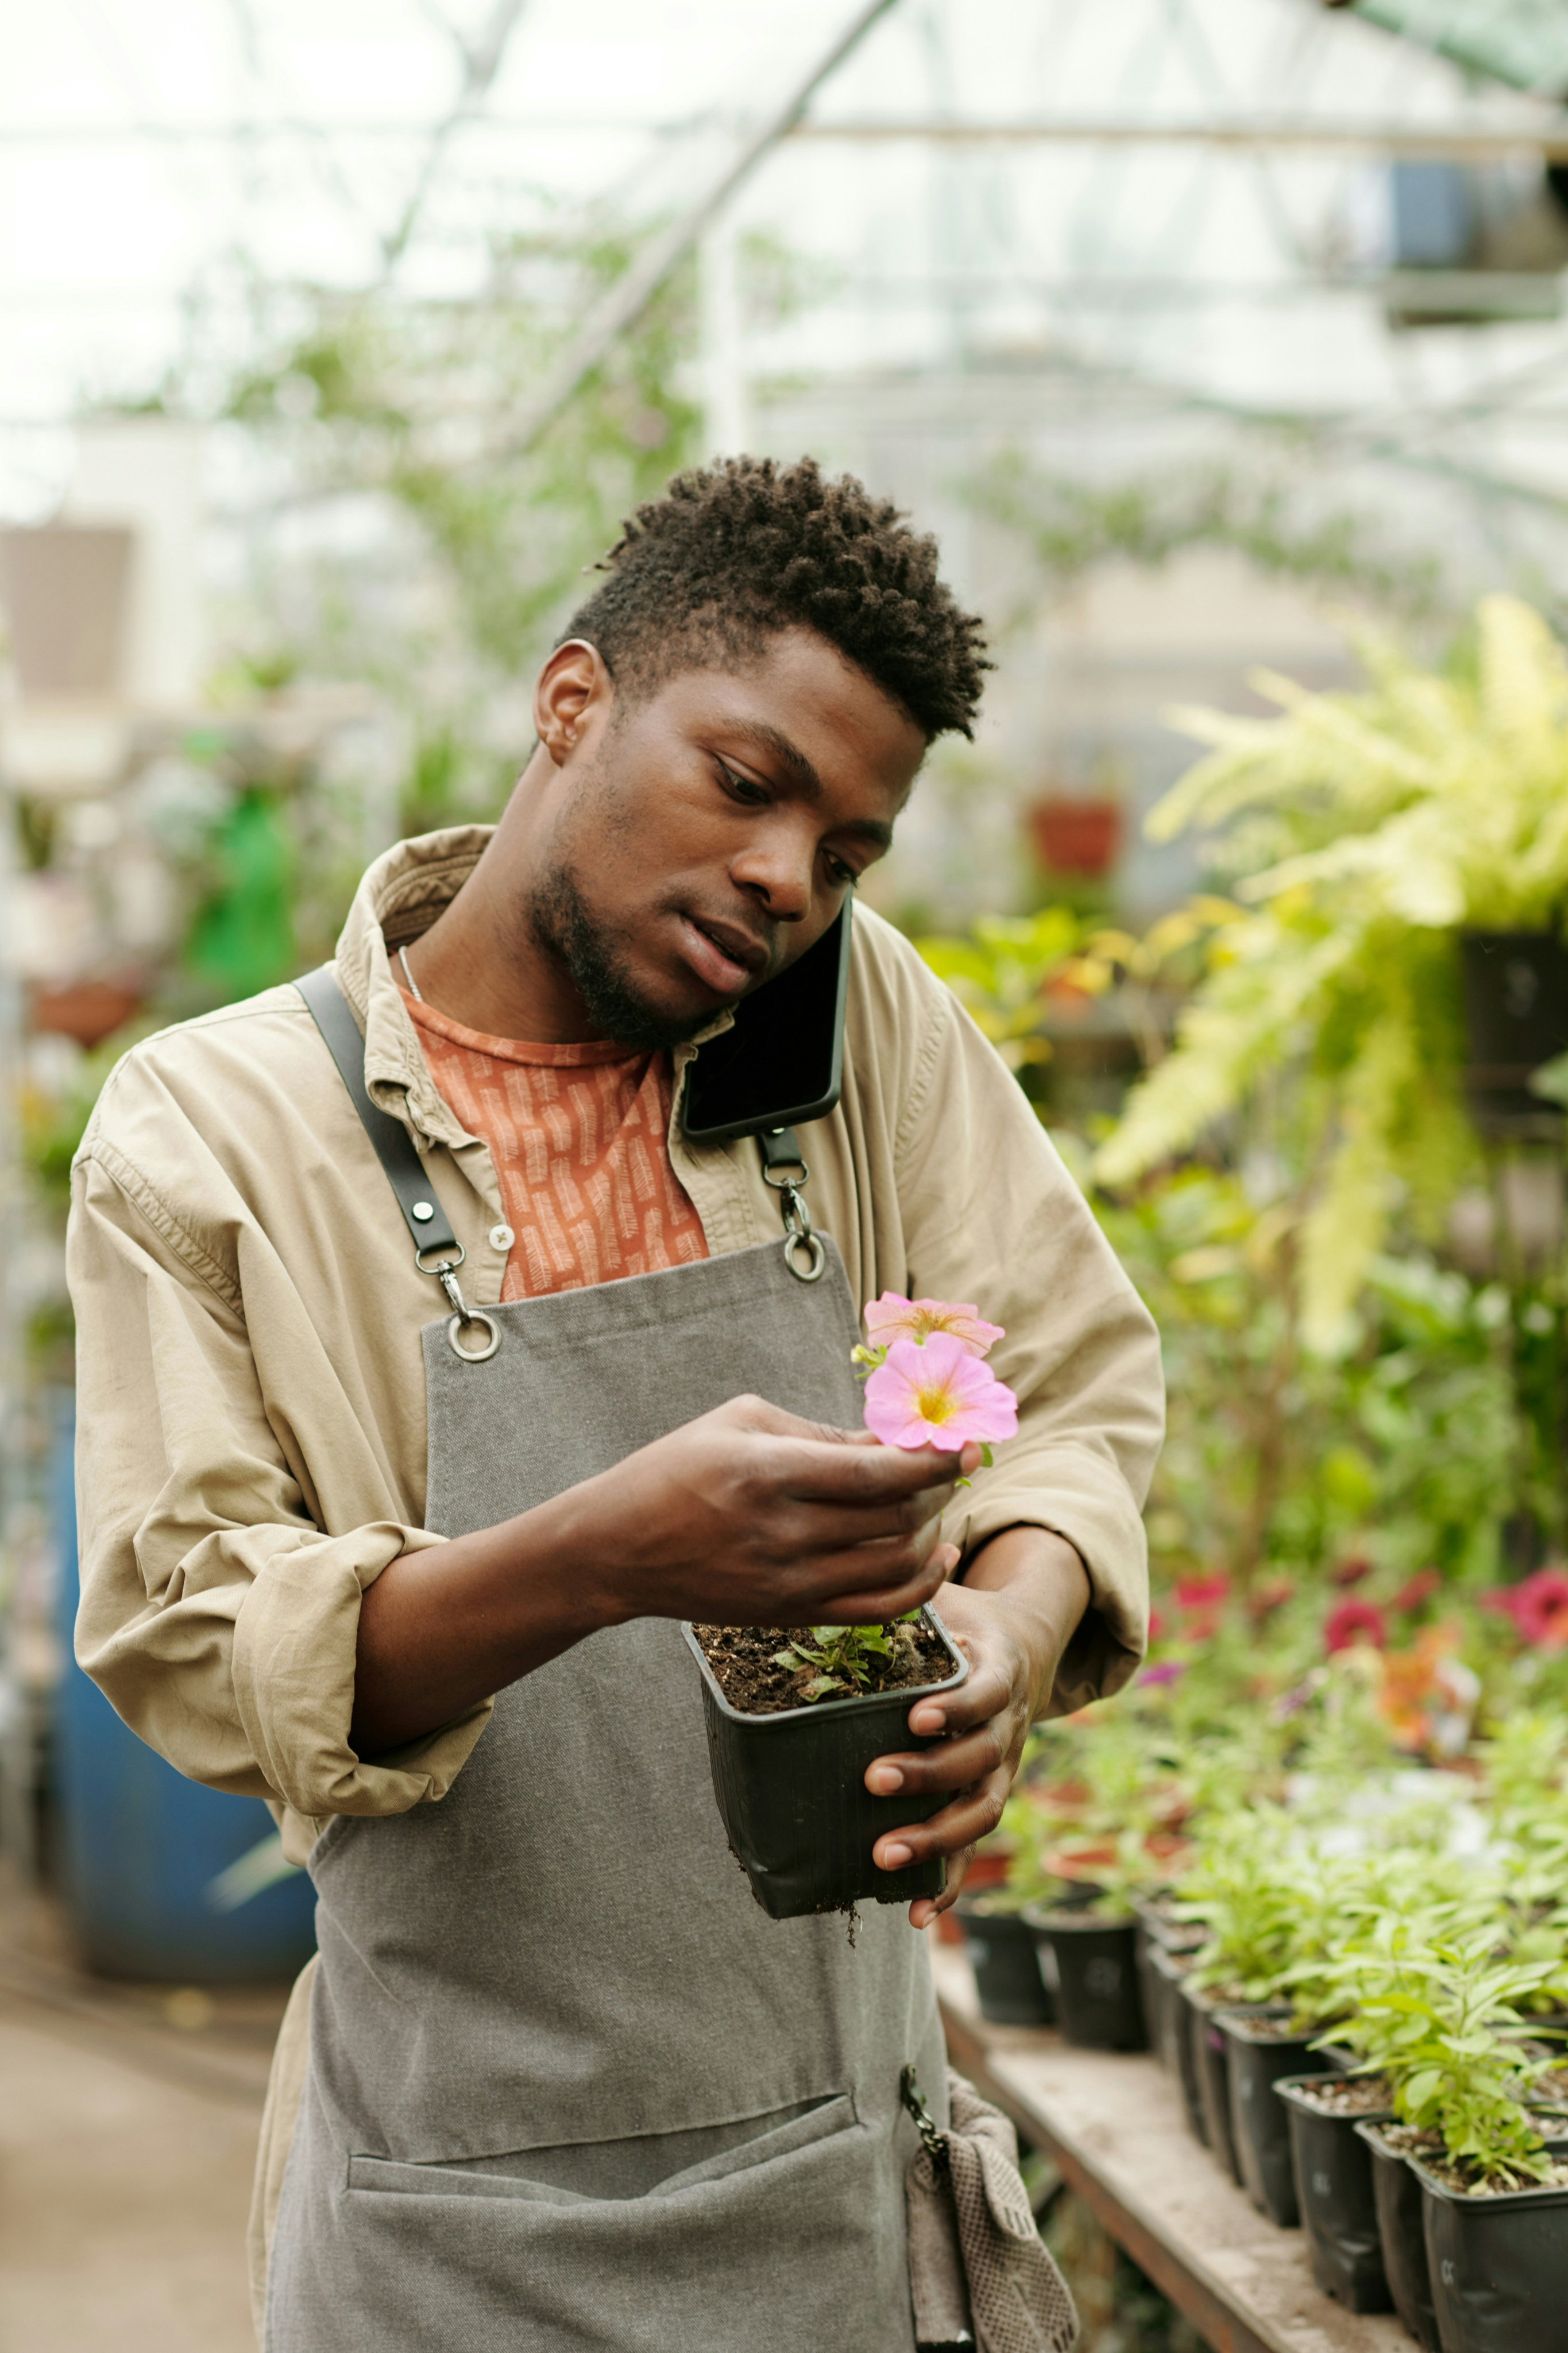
left=1459, top=930, right=1568, bottom=1136
left=1221, top=2009, right=1315, bottom=2227
left=1025, top=1908, right=1147, bottom=2051
left=682, top=1611, right=968, bottom=1919
left=1414, top=2136, right=1568, bottom=2353
left=1154, top=1947, right=1208, bottom=2144
left=1356, top=2121, right=1442, bottom=2353
left=1275, top=2076, right=1394, bottom=2313
left=1131, top=1897, right=1200, bottom=2073
left=956, top=1899, right=1054, bottom=2027
left=1181, top=1980, right=1241, bottom=2182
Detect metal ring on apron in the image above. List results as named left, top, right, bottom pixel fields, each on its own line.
left=783, top=1229, right=827, bottom=1283
left=446, top=1309, right=501, bottom=1362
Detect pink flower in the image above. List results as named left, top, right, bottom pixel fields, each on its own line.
left=1485, top=1567, right=1568, bottom=1651
left=863, top=1293, right=1005, bottom=1358
left=1333, top=1556, right=1373, bottom=1588
left=1325, top=1598, right=1388, bottom=1654
left=862, top=1332, right=1019, bottom=1452
left=1138, top=1661, right=1186, bottom=1688
left=1392, top=1568, right=1443, bottom=1614
left=1175, top=1573, right=1230, bottom=1613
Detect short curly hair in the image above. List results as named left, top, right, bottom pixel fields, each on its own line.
left=561, top=456, right=990, bottom=740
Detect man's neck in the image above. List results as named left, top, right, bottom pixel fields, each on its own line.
left=399, top=776, right=599, bottom=1044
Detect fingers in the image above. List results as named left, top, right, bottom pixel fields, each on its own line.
left=871, top=1764, right=1011, bottom=1879
left=773, top=1543, right=959, bottom=1628
left=770, top=1434, right=968, bottom=1506
left=863, top=1713, right=1007, bottom=1804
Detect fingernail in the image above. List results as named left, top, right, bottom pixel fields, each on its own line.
left=867, top=1764, right=903, bottom=1794
left=913, top=1710, right=944, bottom=1735
left=879, top=1843, right=913, bottom=1870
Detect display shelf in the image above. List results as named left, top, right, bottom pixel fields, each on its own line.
left=933, top=1941, right=1411, bottom=2353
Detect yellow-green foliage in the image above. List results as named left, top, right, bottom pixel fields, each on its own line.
left=1095, top=596, right=1568, bottom=1347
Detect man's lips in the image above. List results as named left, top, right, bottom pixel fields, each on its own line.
left=675, top=912, right=770, bottom=996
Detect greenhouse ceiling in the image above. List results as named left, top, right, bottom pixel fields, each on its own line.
left=1348, top=0, right=1568, bottom=95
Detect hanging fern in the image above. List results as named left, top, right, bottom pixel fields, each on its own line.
left=1095, top=596, right=1564, bottom=1347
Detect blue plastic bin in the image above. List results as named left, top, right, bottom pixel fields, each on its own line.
left=50, top=1391, right=317, bottom=1981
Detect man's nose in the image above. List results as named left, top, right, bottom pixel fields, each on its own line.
left=732, top=830, right=813, bottom=922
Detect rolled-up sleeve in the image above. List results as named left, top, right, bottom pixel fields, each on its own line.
left=68, top=1152, right=489, bottom=1845
left=893, top=980, right=1164, bottom=1713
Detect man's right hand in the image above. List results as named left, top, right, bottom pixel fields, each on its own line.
left=566, top=1394, right=972, bottom=1631
left=352, top=1397, right=971, bottom=1755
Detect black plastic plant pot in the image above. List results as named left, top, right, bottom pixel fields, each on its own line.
left=1154, top=1947, right=1208, bottom=2143
left=956, top=1899, right=1054, bottom=2027
left=1459, top=930, right=1568, bottom=1137
left=1414, top=2136, right=1568, bottom=2353
left=1357, top=2121, right=1441, bottom=2353
left=1221, top=2009, right=1316, bottom=2227
left=682, top=1611, right=968, bottom=1919
left=1275, top=2076, right=1394, bottom=2312
left=1182, top=1981, right=1241, bottom=2181
left=1026, top=1908, right=1147, bottom=2051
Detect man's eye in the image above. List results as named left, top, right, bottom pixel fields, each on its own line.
left=717, top=761, right=768, bottom=805
left=825, top=854, right=858, bottom=888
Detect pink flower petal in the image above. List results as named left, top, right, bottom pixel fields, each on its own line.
left=862, top=1332, right=1018, bottom=1451
left=863, top=1292, right=1006, bottom=1358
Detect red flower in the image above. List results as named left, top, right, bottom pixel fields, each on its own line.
left=1332, top=1556, right=1373, bottom=1587
left=1246, top=1575, right=1295, bottom=1623
left=1485, top=1568, right=1568, bottom=1652
left=1147, top=1607, right=1167, bottom=1645
left=1175, top=1573, right=1230, bottom=1612
left=1325, top=1598, right=1388, bottom=1654
left=1392, top=1568, right=1442, bottom=1614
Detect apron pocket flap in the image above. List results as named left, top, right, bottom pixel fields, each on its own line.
left=651, top=2094, right=858, bottom=2198
left=346, top=2155, right=591, bottom=2207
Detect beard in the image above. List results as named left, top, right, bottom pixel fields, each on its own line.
left=524, top=857, right=715, bottom=1055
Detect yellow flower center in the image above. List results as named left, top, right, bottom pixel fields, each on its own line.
left=913, top=1382, right=957, bottom=1424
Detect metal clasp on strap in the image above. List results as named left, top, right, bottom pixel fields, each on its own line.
left=416, top=1242, right=500, bottom=1363
left=900, top=2065, right=949, bottom=2174
left=758, top=1126, right=826, bottom=1283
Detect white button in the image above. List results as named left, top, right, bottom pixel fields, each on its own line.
left=489, top=1223, right=515, bottom=1252
left=411, top=1201, right=434, bottom=1222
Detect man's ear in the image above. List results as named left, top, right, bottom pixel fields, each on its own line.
left=534, top=639, right=612, bottom=766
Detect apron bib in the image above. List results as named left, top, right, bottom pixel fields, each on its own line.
left=265, top=981, right=944, bottom=2353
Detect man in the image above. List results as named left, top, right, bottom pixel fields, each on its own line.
left=70, top=457, right=1162, bottom=2351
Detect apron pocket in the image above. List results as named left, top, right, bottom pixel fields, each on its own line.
left=287, top=2097, right=910, bottom=2353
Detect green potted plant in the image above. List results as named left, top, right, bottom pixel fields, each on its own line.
left=1339, top=1936, right=1565, bottom=2353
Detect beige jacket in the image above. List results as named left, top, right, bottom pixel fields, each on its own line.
left=69, top=827, right=1162, bottom=2331
left=69, top=827, right=1161, bottom=1858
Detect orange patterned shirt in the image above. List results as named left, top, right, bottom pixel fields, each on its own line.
left=399, top=989, right=708, bottom=1302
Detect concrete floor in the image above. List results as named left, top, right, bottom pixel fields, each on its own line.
left=0, top=1872, right=285, bottom=2353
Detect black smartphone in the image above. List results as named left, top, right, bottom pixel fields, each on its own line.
left=679, top=902, right=852, bottom=1144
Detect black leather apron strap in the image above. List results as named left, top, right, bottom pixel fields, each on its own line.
left=296, top=965, right=460, bottom=1260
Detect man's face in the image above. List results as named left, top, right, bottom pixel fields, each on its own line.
left=526, top=627, right=926, bottom=1049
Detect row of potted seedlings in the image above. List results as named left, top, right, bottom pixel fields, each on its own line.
left=956, top=1717, right=1568, bottom=2353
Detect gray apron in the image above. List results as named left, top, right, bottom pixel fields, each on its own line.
left=265, top=977, right=945, bottom=2352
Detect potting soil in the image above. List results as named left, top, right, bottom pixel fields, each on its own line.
left=694, top=1621, right=953, bottom=1714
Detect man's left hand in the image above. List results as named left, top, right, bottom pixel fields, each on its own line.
left=862, top=1527, right=1091, bottom=1927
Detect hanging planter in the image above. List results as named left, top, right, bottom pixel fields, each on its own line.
left=1412, top=2135, right=1568, bottom=2353
left=1219, top=2008, right=1316, bottom=2226
left=1027, top=796, right=1122, bottom=880
left=1025, top=1905, right=1147, bottom=2050
left=1275, top=2074, right=1395, bottom=2312
left=1459, top=931, right=1568, bottom=1137
left=955, top=1896, right=1055, bottom=2027
left=1355, top=2122, right=1442, bottom=2352
left=683, top=1611, right=968, bottom=1919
